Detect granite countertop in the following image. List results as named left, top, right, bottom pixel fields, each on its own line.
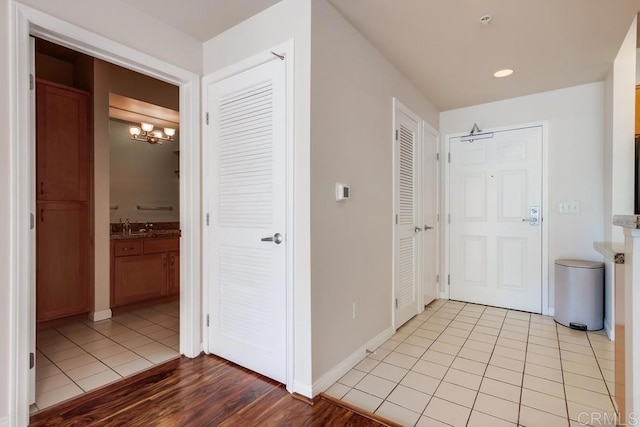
left=593, top=241, right=625, bottom=264
left=110, top=229, right=181, bottom=240
left=613, top=215, right=640, bottom=229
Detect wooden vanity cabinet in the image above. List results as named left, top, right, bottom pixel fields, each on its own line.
left=111, top=237, right=179, bottom=307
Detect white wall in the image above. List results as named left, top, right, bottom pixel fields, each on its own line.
left=17, top=0, right=201, bottom=74
left=202, top=0, right=313, bottom=395
left=440, top=83, right=605, bottom=314
left=309, top=0, right=439, bottom=387
left=604, top=17, right=636, bottom=243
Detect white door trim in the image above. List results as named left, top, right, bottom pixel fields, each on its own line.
left=201, top=41, right=295, bottom=393
left=9, top=4, right=201, bottom=425
left=391, top=98, right=424, bottom=331
left=422, top=121, right=440, bottom=304
left=442, top=121, right=549, bottom=315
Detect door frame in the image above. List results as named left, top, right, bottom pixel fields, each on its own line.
left=201, top=41, right=295, bottom=392
left=9, top=4, right=201, bottom=425
left=391, top=97, right=424, bottom=331
left=422, top=121, right=440, bottom=305
left=442, top=121, right=550, bottom=315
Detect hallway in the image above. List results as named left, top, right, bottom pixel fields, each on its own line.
left=326, top=300, right=615, bottom=426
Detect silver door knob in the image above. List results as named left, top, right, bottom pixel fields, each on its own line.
left=261, top=233, right=283, bottom=244
left=414, top=226, right=422, bottom=233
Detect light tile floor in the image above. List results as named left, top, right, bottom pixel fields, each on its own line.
left=326, top=300, right=616, bottom=427
left=32, top=301, right=180, bottom=413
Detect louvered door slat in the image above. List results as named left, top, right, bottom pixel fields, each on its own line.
left=218, top=81, right=274, bottom=229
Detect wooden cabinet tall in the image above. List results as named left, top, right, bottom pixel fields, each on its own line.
left=36, top=79, right=92, bottom=322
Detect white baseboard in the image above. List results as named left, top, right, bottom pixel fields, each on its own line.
left=311, top=326, right=394, bottom=397
left=546, top=307, right=554, bottom=317
left=439, top=291, right=448, bottom=300
left=604, top=317, right=615, bottom=341
left=88, top=309, right=112, bottom=322
left=0, top=415, right=9, bottom=427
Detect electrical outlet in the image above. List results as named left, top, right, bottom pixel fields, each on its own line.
left=352, top=301, right=358, bottom=319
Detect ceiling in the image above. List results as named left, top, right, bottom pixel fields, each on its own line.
left=120, top=0, right=640, bottom=110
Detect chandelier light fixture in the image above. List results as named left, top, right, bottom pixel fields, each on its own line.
left=129, top=122, right=176, bottom=144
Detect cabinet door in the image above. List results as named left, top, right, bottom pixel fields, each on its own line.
left=168, top=252, right=180, bottom=295
left=36, top=202, right=90, bottom=322
left=114, top=254, right=167, bottom=306
left=36, top=80, right=90, bottom=201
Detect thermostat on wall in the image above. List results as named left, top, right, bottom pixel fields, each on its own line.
left=336, top=183, right=350, bottom=201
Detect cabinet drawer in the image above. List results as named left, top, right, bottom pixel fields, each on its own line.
left=144, top=238, right=179, bottom=254
left=114, top=241, right=142, bottom=256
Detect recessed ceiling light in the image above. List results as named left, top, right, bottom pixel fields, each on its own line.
left=493, top=69, right=514, bottom=78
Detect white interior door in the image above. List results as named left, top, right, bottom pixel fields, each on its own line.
left=422, top=125, right=439, bottom=305
left=394, top=101, right=422, bottom=328
left=449, top=125, right=542, bottom=313
left=205, top=57, right=287, bottom=383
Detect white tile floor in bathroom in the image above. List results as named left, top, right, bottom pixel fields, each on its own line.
left=32, top=301, right=180, bottom=413
left=325, top=300, right=616, bottom=427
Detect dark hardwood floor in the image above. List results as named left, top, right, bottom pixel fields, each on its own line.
left=30, top=354, right=392, bottom=426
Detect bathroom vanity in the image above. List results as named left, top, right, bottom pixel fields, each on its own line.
left=110, top=229, right=180, bottom=308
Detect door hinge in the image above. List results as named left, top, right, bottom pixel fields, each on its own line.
left=448, top=214, right=451, bottom=224
left=30, top=213, right=34, bottom=230
left=206, top=213, right=209, bottom=226
left=206, top=112, right=209, bottom=125
left=448, top=152, right=451, bottom=163
left=436, top=153, right=440, bottom=161
left=395, top=214, right=398, bottom=224
left=437, top=213, right=440, bottom=222
left=29, top=74, right=34, bottom=90
left=206, top=314, right=210, bottom=327
left=447, top=274, right=450, bottom=285
left=395, top=298, right=398, bottom=309
left=436, top=274, right=439, bottom=283
left=395, top=129, right=398, bottom=140
left=29, top=352, right=34, bottom=369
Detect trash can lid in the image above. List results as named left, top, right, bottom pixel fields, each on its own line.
left=555, top=259, right=604, bottom=269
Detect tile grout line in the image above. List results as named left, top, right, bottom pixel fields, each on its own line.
left=584, top=331, right=617, bottom=414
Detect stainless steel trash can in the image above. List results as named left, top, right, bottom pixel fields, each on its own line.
left=554, top=259, right=604, bottom=331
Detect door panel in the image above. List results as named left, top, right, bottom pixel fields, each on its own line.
left=449, top=126, right=542, bottom=313
left=36, top=202, right=90, bottom=321
left=422, top=126, right=439, bottom=305
left=206, top=58, right=286, bottom=383
left=394, top=104, right=421, bottom=328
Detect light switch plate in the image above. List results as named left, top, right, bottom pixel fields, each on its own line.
left=559, top=201, right=580, bottom=214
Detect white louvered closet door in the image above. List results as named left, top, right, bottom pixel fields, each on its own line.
left=394, top=105, right=421, bottom=328
left=206, top=58, right=286, bottom=383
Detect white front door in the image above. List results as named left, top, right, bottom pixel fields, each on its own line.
left=422, top=125, right=439, bottom=305
left=449, top=125, right=543, bottom=313
left=394, top=100, right=422, bottom=328
left=205, top=57, right=287, bottom=383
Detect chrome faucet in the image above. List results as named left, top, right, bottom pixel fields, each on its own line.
left=124, top=218, right=131, bottom=235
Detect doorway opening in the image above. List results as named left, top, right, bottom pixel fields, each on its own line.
left=32, top=38, right=183, bottom=413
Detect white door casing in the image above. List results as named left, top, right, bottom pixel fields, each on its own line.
left=11, top=6, right=202, bottom=426
left=205, top=57, right=287, bottom=383
left=422, top=123, right=439, bottom=305
left=393, top=99, right=422, bottom=329
left=448, top=125, right=543, bottom=313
